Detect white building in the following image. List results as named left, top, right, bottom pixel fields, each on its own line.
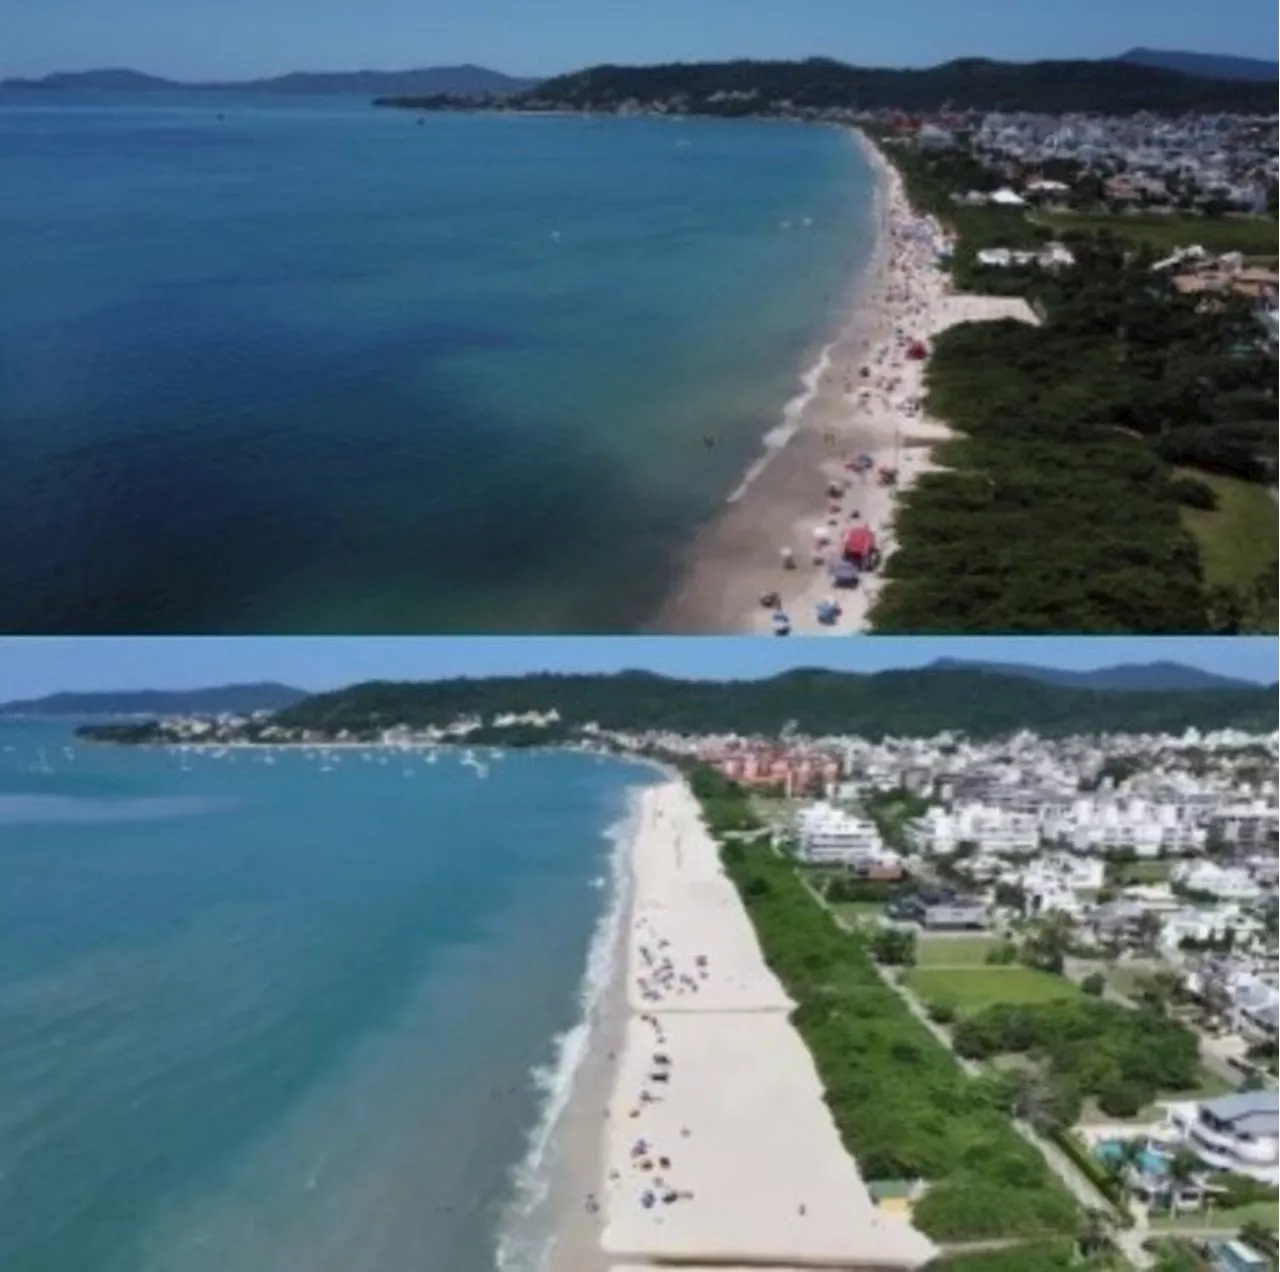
left=795, top=802, right=892, bottom=870
left=1208, top=801, right=1279, bottom=851
left=1020, top=853, right=1106, bottom=916
left=1157, top=1093, right=1279, bottom=1185
left=1041, top=796, right=1204, bottom=856
left=1158, top=906, right=1259, bottom=953
left=905, top=803, right=1040, bottom=856
left=1171, top=860, right=1264, bottom=902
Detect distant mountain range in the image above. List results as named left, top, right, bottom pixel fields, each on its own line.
left=0, top=65, right=539, bottom=96
left=22, top=662, right=1273, bottom=736
left=488, top=55, right=1276, bottom=118
left=925, top=659, right=1263, bottom=693
left=0, top=682, right=307, bottom=717
left=1119, top=47, right=1279, bottom=82
left=246, top=665, right=1276, bottom=740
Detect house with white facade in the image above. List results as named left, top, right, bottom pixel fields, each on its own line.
left=1156, top=1092, right=1280, bottom=1185
left=905, top=803, right=1040, bottom=857
left=1172, top=860, right=1265, bottom=903
left=1158, top=905, right=1262, bottom=954
left=794, top=802, right=898, bottom=872
left=1020, top=853, right=1106, bottom=916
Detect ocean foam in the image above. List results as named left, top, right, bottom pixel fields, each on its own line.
left=726, top=332, right=838, bottom=503
left=493, top=785, right=642, bottom=1272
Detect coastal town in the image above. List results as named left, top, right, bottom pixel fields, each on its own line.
left=84, top=691, right=1280, bottom=1272
left=688, top=728, right=1279, bottom=1272
left=651, top=92, right=1277, bottom=636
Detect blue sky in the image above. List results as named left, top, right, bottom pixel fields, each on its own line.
left=5, top=0, right=1276, bottom=81
left=0, top=637, right=1274, bottom=698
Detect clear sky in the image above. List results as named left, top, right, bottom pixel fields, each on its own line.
left=5, top=0, right=1277, bottom=81
left=0, top=637, right=1275, bottom=698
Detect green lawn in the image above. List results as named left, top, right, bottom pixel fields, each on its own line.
left=833, top=901, right=885, bottom=929
left=1177, top=469, right=1278, bottom=633
left=1106, top=965, right=1165, bottom=999
left=1151, top=1198, right=1280, bottom=1233
left=905, top=967, right=1081, bottom=1012
left=1110, top=859, right=1173, bottom=884
left=916, top=935, right=998, bottom=967
left=1036, top=211, right=1280, bottom=255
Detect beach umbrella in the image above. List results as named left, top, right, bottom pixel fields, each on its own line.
left=832, top=560, right=860, bottom=588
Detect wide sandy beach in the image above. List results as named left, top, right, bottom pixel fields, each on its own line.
left=655, top=129, right=1036, bottom=636
left=550, top=780, right=937, bottom=1270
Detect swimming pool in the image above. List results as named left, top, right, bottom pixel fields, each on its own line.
left=1095, top=1138, right=1171, bottom=1176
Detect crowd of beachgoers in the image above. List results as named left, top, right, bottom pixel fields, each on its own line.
left=764, top=132, right=1041, bottom=636
left=562, top=781, right=936, bottom=1270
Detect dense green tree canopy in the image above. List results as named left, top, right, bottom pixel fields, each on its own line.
left=79, top=667, right=1277, bottom=745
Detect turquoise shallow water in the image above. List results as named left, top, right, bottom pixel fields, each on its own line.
left=0, top=721, right=655, bottom=1272
left=0, top=94, right=873, bottom=631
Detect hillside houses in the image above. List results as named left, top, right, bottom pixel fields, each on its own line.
left=966, top=110, right=1278, bottom=209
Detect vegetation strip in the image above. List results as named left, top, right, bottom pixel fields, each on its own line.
left=692, top=768, right=1081, bottom=1244
left=865, top=134, right=1276, bottom=635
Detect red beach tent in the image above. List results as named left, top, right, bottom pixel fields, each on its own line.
left=843, top=526, right=876, bottom=559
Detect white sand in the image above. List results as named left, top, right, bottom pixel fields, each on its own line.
left=598, top=782, right=937, bottom=1269
left=745, top=132, right=1039, bottom=636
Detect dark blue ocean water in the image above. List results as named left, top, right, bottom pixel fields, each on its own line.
left=0, top=94, right=872, bottom=631
left=0, top=721, right=654, bottom=1272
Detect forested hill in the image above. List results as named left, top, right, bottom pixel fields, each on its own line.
left=501, top=57, right=1276, bottom=116
left=1119, top=47, right=1279, bottom=83
left=252, top=668, right=1276, bottom=740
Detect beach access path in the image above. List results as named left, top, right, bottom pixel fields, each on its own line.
left=598, top=782, right=937, bottom=1270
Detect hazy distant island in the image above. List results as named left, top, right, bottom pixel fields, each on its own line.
left=0, top=682, right=306, bottom=718
left=1, top=64, right=539, bottom=96
left=372, top=54, right=1280, bottom=118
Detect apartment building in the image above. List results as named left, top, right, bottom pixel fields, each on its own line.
left=1208, top=802, right=1280, bottom=852
left=905, top=803, right=1040, bottom=856
left=794, top=802, right=895, bottom=871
